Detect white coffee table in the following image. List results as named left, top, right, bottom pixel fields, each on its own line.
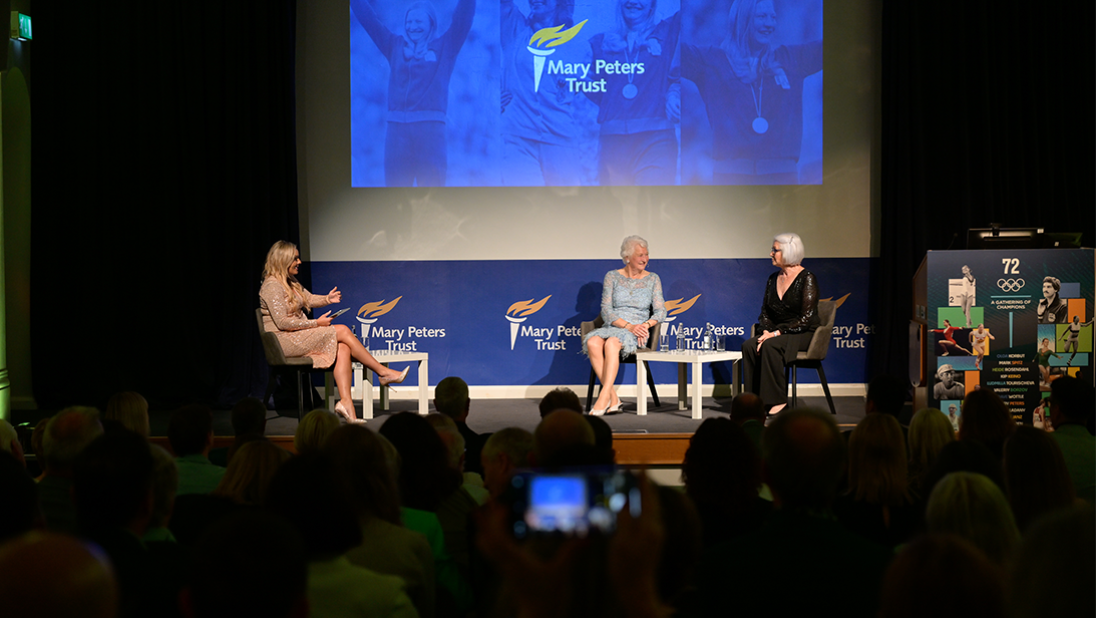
left=635, top=350, right=743, bottom=420
left=349, top=351, right=429, bottom=419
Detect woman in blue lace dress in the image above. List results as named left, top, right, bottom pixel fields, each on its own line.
left=583, top=236, right=667, bottom=415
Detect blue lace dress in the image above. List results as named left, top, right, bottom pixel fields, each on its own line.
left=583, top=270, right=667, bottom=357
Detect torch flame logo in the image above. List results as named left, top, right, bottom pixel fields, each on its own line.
left=663, top=294, right=701, bottom=322
left=505, top=296, right=552, bottom=350
left=507, top=296, right=552, bottom=318
left=356, top=296, right=402, bottom=324
left=820, top=293, right=851, bottom=309
left=526, top=20, right=587, bottom=92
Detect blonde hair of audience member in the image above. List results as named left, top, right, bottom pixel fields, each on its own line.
left=294, top=409, right=341, bottom=455
left=426, top=413, right=466, bottom=471
left=847, top=413, right=911, bottom=507
left=104, top=391, right=151, bottom=437
left=43, top=407, right=104, bottom=472
left=1002, top=425, right=1076, bottom=532
left=148, top=444, right=179, bottom=530
left=879, top=534, right=1005, bottom=618
left=213, top=439, right=292, bottom=506
left=0, top=532, right=118, bottom=618
left=926, top=471, right=1020, bottom=565
left=481, top=428, right=535, bottom=499
left=323, top=424, right=403, bottom=525
left=262, top=240, right=309, bottom=314
left=0, top=419, right=19, bottom=457
left=908, top=408, right=956, bottom=471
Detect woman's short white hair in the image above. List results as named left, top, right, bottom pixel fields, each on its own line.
left=620, top=235, right=649, bottom=263
left=773, top=233, right=805, bottom=266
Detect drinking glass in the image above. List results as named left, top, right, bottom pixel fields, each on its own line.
left=659, top=333, right=669, bottom=352
left=716, top=334, right=726, bottom=351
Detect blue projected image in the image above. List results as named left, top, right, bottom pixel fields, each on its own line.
left=350, top=0, right=823, bottom=188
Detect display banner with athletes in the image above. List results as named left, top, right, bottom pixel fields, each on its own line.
left=311, top=258, right=871, bottom=388
left=927, top=249, right=1094, bottom=427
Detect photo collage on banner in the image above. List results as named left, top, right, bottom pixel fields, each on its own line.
left=349, top=0, right=823, bottom=187
left=927, top=249, right=1095, bottom=429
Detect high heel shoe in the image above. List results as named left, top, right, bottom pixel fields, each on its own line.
left=607, top=402, right=623, bottom=414
left=590, top=407, right=607, bottom=416
left=335, top=401, right=357, bottom=423
left=380, top=367, right=409, bottom=387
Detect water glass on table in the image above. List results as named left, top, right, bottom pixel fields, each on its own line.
left=716, top=334, right=726, bottom=351
left=659, top=333, right=669, bottom=352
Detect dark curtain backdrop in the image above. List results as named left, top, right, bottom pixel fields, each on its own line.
left=874, top=1, right=1096, bottom=380
left=30, top=1, right=300, bottom=410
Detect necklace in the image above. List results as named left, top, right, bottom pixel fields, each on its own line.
left=622, top=35, right=639, bottom=99
left=750, top=78, right=768, bottom=134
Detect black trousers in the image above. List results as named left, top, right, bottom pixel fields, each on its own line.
left=741, top=332, right=814, bottom=406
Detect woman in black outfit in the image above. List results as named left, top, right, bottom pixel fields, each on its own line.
left=741, top=233, right=820, bottom=415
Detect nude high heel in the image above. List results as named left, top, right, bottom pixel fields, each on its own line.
left=379, top=367, right=409, bottom=387
left=335, top=400, right=357, bottom=423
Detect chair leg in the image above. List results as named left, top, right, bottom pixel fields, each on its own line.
left=263, top=369, right=277, bottom=410
left=643, top=361, right=661, bottom=408
left=296, top=371, right=305, bottom=421
left=816, top=364, right=837, bottom=415
left=789, top=365, right=798, bottom=408
left=586, top=368, right=598, bottom=412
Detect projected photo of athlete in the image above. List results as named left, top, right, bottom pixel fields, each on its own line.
left=682, top=0, right=822, bottom=184
left=930, top=319, right=971, bottom=357
left=969, top=324, right=994, bottom=370
left=587, top=1, right=681, bottom=186
left=1037, top=276, right=1068, bottom=324
left=956, top=265, right=976, bottom=327
left=1060, top=315, right=1093, bottom=365
left=1032, top=338, right=1061, bottom=387
left=501, top=0, right=592, bottom=186
left=350, top=0, right=476, bottom=187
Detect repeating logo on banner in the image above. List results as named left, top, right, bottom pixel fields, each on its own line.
left=527, top=21, right=587, bottom=92
left=505, top=296, right=552, bottom=350
left=663, top=294, right=700, bottom=322
left=356, top=297, right=402, bottom=325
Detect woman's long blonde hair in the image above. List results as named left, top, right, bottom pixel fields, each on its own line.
left=262, top=241, right=308, bottom=314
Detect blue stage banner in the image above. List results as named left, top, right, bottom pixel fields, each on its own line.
left=310, top=258, right=872, bottom=387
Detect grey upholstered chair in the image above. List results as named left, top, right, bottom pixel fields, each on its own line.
left=580, top=317, right=661, bottom=412
left=255, top=309, right=333, bottom=420
left=787, top=300, right=838, bottom=414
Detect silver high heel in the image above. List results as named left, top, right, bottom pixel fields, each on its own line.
left=334, top=400, right=357, bottom=423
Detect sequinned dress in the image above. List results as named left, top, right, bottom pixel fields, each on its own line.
left=583, top=270, right=667, bottom=358
left=259, top=277, right=338, bottom=369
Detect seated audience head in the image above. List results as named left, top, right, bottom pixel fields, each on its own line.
left=532, top=409, right=596, bottom=467
left=879, top=534, right=1005, bottom=618
left=104, top=391, right=151, bottom=437
left=538, top=387, right=584, bottom=418
left=682, top=417, right=761, bottom=516
left=922, top=438, right=1005, bottom=498
left=654, top=485, right=703, bottom=605
left=426, top=413, right=466, bottom=472
left=231, top=397, right=268, bottom=438
left=324, top=424, right=402, bottom=524
left=378, top=412, right=461, bottom=511
left=908, top=408, right=955, bottom=471
left=957, top=389, right=1015, bottom=458
left=866, top=375, right=908, bottom=418
left=294, top=409, right=340, bottom=456
left=481, top=427, right=535, bottom=499
left=1002, top=425, right=1075, bottom=532
left=926, top=471, right=1020, bottom=565
left=761, top=407, right=845, bottom=511
left=584, top=414, right=616, bottom=463
left=0, top=450, right=41, bottom=541
left=0, top=532, right=118, bottom=618
left=31, top=417, right=49, bottom=468
left=184, top=510, right=308, bottom=618
left=1048, top=375, right=1095, bottom=428
left=729, top=392, right=765, bottom=424
left=168, top=405, right=215, bottom=458
left=73, top=430, right=155, bottom=535
left=434, top=376, right=471, bottom=422
left=1007, top=504, right=1095, bottom=618
left=147, top=444, right=179, bottom=530
left=847, top=413, right=910, bottom=506
left=43, top=407, right=104, bottom=474
left=265, top=452, right=362, bottom=560
left=0, top=418, right=21, bottom=458
left=212, top=439, right=292, bottom=506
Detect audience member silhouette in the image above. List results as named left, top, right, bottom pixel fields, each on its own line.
left=435, top=376, right=487, bottom=476
left=1002, top=425, right=1076, bottom=532
left=0, top=531, right=118, bottom=618
left=879, top=534, right=1005, bottom=618
left=39, top=407, right=103, bottom=533
left=169, top=405, right=225, bottom=495
left=294, top=409, right=340, bottom=455
left=538, top=387, right=584, bottom=418
left=907, top=408, right=955, bottom=499
left=1047, top=376, right=1096, bottom=503
left=925, top=471, right=1020, bottom=566
left=957, top=389, right=1015, bottom=460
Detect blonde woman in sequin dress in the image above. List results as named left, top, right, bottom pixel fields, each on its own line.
left=259, top=241, right=407, bottom=422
